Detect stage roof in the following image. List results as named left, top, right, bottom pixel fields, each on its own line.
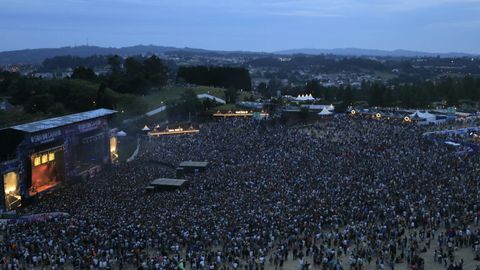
left=179, top=161, right=209, bottom=168
left=150, top=178, right=187, bottom=187
left=10, top=108, right=117, bottom=133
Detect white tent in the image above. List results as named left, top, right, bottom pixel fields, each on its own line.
left=295, top=94, right=315, bottom=102
left=197, top=93, right=226, bottom=104
left=141, top=125, right=151, bottom=131
left=327, top=104, right=334, bottom=111
left=116, top=130, right=127, bottom=137
left=318, top=108, right=333, bottom=116
left=410, top=110, right=436, bottom=121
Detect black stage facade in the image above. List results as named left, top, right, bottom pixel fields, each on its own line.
left=0, top=108, right=117, bottom=211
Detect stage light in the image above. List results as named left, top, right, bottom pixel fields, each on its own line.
left=375, top=113, right=381, bottom=118
left=34, top=157, right=41, bottom=166
left=351, top=110, right=356, bottom=115
left=41, top=154, right=48, bottom=164
left=404, top=116, right=411, bottom=123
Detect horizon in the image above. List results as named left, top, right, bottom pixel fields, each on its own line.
left=2, top=0, right=480, bottom=54
left=0, top=43, right=478, bottom=56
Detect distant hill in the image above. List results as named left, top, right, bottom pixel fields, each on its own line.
left=274, top=48, right=476, bottom=58
left=0, top=45, right=477, bottom=65
left=0, top=45, right=212, bottom=65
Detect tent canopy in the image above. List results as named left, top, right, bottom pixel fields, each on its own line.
left=295, top=94, right=315, bottom=101
left=116, top=130, right=127, bottom=137
left=410, top=110, right=436, bottom=121
left=318, top=108, right=333, bottom=115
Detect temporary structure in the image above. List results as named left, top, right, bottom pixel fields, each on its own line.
left=141, top=125, right=151, bottom=131
left=294, top=94, right=315, bottom=102
left=318, top=108, right=333, bottom=116
left=410, top=111, right=436, bottom=121
left=116, top=130, right=127, bottom=137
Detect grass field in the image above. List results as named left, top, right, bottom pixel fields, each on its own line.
left=141, top=86, right=260, bottom=110
left=141, top=86, right=226, bottom=110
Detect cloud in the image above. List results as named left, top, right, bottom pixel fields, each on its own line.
left=375, top=0, right=480, bottom=12
left=3, top=0, right=480, bottom=18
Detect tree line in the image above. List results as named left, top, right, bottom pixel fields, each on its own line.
left=42, top=55, right=108, bottom=70
left=0, top=55, right=171, bottom=117
left=258, top=75, right=480, bottom=110
left=177, top=66, right=252, bottom=91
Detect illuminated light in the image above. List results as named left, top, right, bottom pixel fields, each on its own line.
left=34, top=157, right=41, bottom=167
left=41, top=154, right=48, bottom=164
left=3, top=171, right=21, bottom=210
left=351, top=110, right=356, bottom=115
left=235, top=110, right=249, bottom=114
left=375, top=113, right=382, bottom=118
left=110, top=137, right=118, bottom=153
left=3, top=172, right=19, bottom=194
left=110, top=137, right=118, bottom=162
left=213, top=111, right=254, bottom=117
left=149, top=127, right=200, bottom=136
left=404, top=116, right=412, bottom=123
left=48, top=152, right=55, bottom=162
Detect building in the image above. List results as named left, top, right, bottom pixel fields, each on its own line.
left=0, top=108, right=117, bottom=212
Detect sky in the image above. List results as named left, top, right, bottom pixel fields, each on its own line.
left=1, top=0, right=480, bottom=53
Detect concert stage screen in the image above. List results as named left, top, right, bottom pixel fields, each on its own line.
left=29, top=148, right=64, bottom=196
left=3, top=171, right=21, bottom=210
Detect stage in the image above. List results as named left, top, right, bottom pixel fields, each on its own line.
left=146, top=178, right=188, bottom=191
left=179, top=161, right=208, bottom=173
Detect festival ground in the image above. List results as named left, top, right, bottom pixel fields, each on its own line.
left=3, top=117, right=480, bottom=270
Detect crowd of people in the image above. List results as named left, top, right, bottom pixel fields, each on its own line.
left=1, top=116, right=480, bottom=270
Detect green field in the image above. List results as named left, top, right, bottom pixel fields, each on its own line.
left=141, top=86, right=259, bottom=110
left=141, top=86, right=226, bottom=110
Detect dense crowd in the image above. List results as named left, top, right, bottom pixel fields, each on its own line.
left=1, top=116, right=480, bottom=270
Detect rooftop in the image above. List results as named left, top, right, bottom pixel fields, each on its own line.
left=179, top=161, right=209, bottom=168
left=150, top=178, right=188, bottom=187
left=10, top=108, right=117, bottom=133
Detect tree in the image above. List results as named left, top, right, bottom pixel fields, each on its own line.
left=96, top=83, right=114, bottom=109
left=225, top=88, right=238, bottom=104
left=463, top=76, right=479, bottom=101
left=107, top=55, right=122, bottom=75
left=71, top=67, right=96, bottom=81
left=368, top=84, right=386, bottom=107
left=167, top=89, right=202, bottom=120
left=176, top=66, right=252, bottom=90
left=342, top=86, right=354, bottom=106
left=446, top=88, right=458, bottom=106
left=25, top=94, right=55, bottom=113
left=118, top=57, right=148, bottom=94
left=324, top=88, right=331, bottom=102
left=305, top=79, right=322, bottom=98
left=257, top=82, right=267, bottom=91
left=107, top=55, right=122, bottom=91
left=143, top=55, right=168, bottom=88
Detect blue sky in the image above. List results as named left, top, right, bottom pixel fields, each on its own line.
left=1, top=0, right=480, bottom=53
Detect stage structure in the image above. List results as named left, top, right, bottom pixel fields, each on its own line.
left=146, top=178, right=188, bottom=191
left=213, top=110, right=269, bottom=119
left=179, top=161, right=209, bottom=173
left=148, top=126, right=200, bottom=137
left=0, top=108, right=117, bottom=211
